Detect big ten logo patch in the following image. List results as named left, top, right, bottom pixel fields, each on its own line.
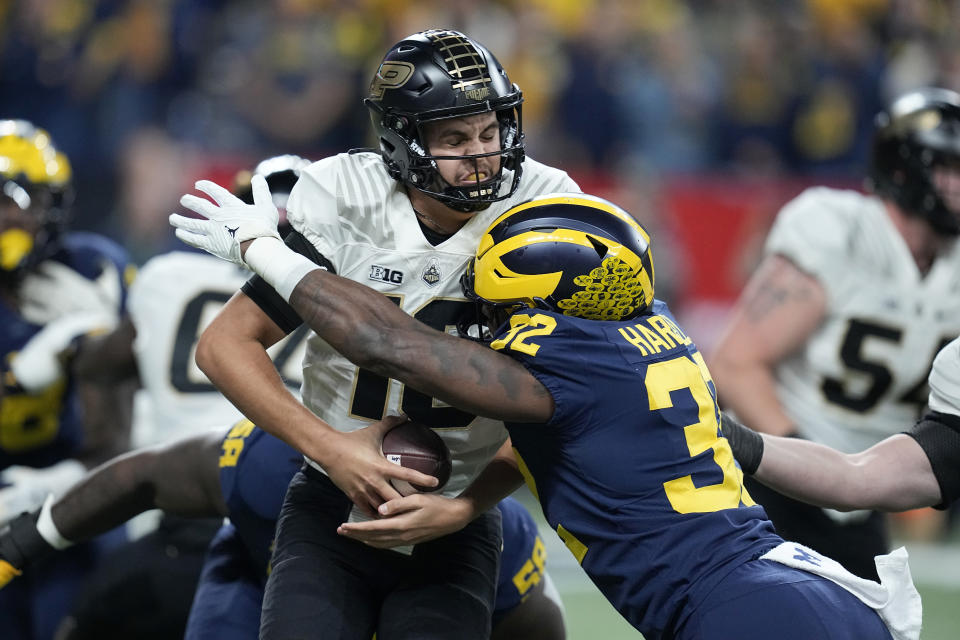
left=369, top=265, right=404, bottom=285
left=219, top=419, right=256, bottom=467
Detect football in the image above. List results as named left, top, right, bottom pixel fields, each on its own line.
left=381, top=419, right=452, bottom=496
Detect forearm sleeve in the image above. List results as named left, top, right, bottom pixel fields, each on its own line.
left=720, top=412, right=765, bottom=475
left=904, top=410, right=960, bottom=510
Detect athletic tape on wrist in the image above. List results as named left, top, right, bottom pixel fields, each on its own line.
left=35, top=494, right=72, bottom=550
left=244, top=237, right=320, bottom=302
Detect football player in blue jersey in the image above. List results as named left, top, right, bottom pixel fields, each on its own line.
left=0, top=119, right=135, bottom=640
left=174, top=190, right=920, bottom=640
left=0, top=423, right=566, bottom=640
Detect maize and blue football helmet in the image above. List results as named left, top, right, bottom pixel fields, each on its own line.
left=0, top=119, right=73, bottom=277
left=459, top=193, right=655, bottom=339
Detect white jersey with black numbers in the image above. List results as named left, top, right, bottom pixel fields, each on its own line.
left=764, top=187, right=960, bottom=453
left=286, top=151, right=581, bottom=497
left=928, top=337, right=960, bottom=417
left=128, top=251, right=307, bottom=447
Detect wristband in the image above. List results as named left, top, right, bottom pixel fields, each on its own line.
left=36, top=494, right=72, bottom=550
left=719, top=413, right=764, bottom=475
left=244, top=237, right=321, bottom=302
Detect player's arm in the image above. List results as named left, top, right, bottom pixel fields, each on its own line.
left=71, top=315, right=139, bottom=384
left=195, top=291, right=314, bottom=450
left=0, top=430, right=226, bottom=587
left=722, top=413, right=943, bottom=511
left=171, top=176, right=554, bottom=423
left=710, top=254, right=826, bottom=436
left=71, top=316, right=141, bottom=466
left=284, top=266, right=554, bottom=423
left=196, top=289, right=439, bottom=514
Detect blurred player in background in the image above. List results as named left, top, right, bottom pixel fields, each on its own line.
left=0, top=422, right=567, bottom=640
left=720, top=335, right=960, bottom=513
left=174, top=29, right=580, bottom=640
left=52, top=156, right=311, bottom=639
left=709, top=87, right=960, bottom=580
left=0, top=119, right=135, bottom=640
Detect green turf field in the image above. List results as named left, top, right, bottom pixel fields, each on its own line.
left=515, top=489, right=960, bottom=639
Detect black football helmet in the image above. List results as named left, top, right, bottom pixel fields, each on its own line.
left=458, top=193, right=655, bottom=339
left=364, top=29, right=525, bottom=213
left=868, top=87, right=960, bottom=236
left=231, top=154, right=311, bottom=235
left=0, top=119, right=73, bottom=278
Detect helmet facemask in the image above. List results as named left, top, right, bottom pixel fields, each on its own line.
left=364, top=29, right=526, bottom=213
left=373, top=102, right=524, bottom=213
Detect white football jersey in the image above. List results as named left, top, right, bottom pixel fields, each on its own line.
left=928, top=337, right=960, bottom=417
left=764, top=187, right=960, bottom=452
left=286, top=151, right=580, bottom=497
left=128, top=251, right=307, bottom=447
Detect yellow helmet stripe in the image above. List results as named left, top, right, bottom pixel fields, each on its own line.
left=473, top=228, right=647, bottom=303
left=485, top=192, right=651, bottom=247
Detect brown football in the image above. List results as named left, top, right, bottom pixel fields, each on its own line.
left=381, top=419, right=452, bottom=495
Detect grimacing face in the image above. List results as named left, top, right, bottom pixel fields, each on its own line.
left=421, top=111, right=502, bottom=190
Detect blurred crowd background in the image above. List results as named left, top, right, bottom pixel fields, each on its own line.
left=3, top=0, right=959, bottom=336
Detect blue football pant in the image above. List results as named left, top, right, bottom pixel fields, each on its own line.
left=676, top=558, right=893, bottom=640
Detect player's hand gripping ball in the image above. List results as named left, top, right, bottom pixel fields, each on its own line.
left=381, top=420, right=452, bottom=496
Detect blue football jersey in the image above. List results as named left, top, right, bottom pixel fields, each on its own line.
left=494, top=300, right=783, bottom=639
left=0, top=232, right=132, bottom=469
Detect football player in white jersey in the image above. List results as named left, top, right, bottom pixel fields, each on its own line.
left=82, top=155, right=310, bottom=449
left=174, top=29, right=579, bottom=640
left=56, top=157, right=310, bottom=638
left=720, top=335, right=960, bottom=512
left=710, top=87, right=960, bottom=579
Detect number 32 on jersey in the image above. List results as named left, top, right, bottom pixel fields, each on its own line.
left=493, top=312, right=753, bottom=515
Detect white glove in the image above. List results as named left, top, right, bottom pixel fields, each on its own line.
left=170, top=174, right=281, bottom=267
left=18, top=260, right=122, bottom=325
left=0, top=460, right=86, bottom=527
left=10, top=311, right=117, bottom=393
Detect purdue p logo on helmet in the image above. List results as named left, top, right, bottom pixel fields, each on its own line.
left=461, top=193, right=655, bottom=325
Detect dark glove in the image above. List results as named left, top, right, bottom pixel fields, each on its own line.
left=0, top=510, right=53, bottom=588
